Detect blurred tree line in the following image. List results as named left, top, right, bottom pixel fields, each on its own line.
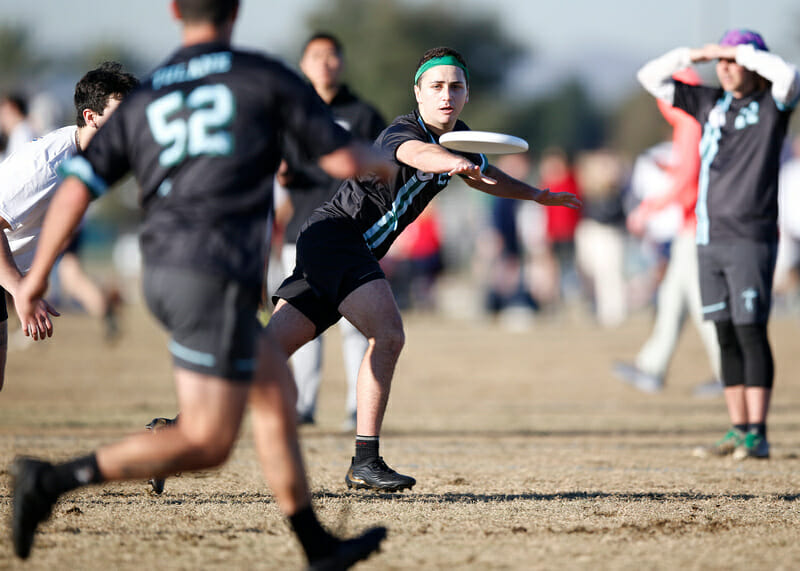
left=2, top=0, right=798, bottom=168
left=301, top=0, right=659, bottom=160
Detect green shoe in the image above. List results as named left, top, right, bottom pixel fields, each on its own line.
left=693, top=428, right=745, bottom=458
left=732, top=432, right=770, bottom=460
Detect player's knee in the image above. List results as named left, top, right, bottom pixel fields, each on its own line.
left=178, top=426, right=237, bottom=468
left=375, top=323, right=405, bottom=358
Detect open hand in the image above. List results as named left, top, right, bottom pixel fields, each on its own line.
left=535, top=189, right=581, bottom=209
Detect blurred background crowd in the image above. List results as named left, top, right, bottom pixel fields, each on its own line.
left=2, top=0, right=800, bottom=333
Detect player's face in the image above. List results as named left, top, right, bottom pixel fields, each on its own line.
left=300, top=39, right=343, bottom=92
left=414, top=65, right=469, bottom=134
left=716, top=58, right=758, bottom=96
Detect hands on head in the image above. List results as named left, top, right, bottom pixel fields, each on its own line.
left=689, top=44, right=738, bottom=63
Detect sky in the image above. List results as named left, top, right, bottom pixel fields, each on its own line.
left=3, top=0, right=800, bottom=107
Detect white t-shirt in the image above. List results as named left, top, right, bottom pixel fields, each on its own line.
left=0, top=126, right=78, bottom=273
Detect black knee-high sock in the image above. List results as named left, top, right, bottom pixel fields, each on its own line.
left=289, top=506, right=339, bottom=562
left=39, top=453, right=104, bottom=498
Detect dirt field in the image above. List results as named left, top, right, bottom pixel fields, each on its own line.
left=1, top=297, right=800, bottom=570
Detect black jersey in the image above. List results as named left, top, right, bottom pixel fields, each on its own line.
left=673, top=82, right=794, bottom=245
left=281, top=84, right=385, bottom=244
left=318, top=110, right=487, bottom=260
left=60, top=41, right=351, bottom=285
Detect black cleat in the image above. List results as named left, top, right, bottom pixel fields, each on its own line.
left=307, top=526, right=387, bottom=571
left=145, top=416, right=179, bottom=494
left=11, top=457, right=58, bottom=559
left=345, top=457, right=416, bottom=492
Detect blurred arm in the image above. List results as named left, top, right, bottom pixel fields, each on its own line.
left=18, top=177, right=91, bottom=312
left=735, top=44, right=800, bottom=107
left=637, top=48, right=692, bottom=104
left=0, top=218, right=23, bottom=296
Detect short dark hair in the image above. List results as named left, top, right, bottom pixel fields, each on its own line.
left=74, top=62, right=139, bottom=127
left=1, top=94, right=28, bottom=117
left=175, top=0, right=239, bottom=25
left=415, top=47, right=469, bottom=86
left=303, top=32, right=343, bottom=56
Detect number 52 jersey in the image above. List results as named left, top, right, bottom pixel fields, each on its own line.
left=61, top=41, right=351, bottom=285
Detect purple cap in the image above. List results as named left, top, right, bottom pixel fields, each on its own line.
left=719, top=29, right=768, bottom=51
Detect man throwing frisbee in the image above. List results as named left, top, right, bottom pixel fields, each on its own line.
left=267, top=47, right=581, bottom=492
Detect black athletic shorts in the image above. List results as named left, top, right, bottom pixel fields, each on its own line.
left=273, top=214, right=385, bottom=336
left=143, top=265, right=262, bottom=382
left=698, top=239, right=778, bottom=325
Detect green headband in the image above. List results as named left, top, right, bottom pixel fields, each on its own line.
left=414, top=55, right=469, bottom=84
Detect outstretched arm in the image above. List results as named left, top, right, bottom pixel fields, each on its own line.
left=463, top=164, right=581, bottom=209
left=15, top=176, right=90, bottom=339
left=396, top=140, right=496, bottom=185
left=637, top=47, right=693, bottom=105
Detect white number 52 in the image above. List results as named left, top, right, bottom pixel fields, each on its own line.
left=146, top=84, right=235, bottom=167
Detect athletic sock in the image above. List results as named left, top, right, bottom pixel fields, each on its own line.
left=39, top=453, right=104, bottom=498
left=288, top=505, right=339, bottom=562
left=355, top=435, right=379, bottom=462
left=748, top=423, right=767, bottom=438
left=733, top=423, right=748, bottom=434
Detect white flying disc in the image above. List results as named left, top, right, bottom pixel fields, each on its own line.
left=439, top=130, right=529, bottom=154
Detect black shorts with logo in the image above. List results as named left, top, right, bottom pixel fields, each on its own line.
left=273, top=214, right=385, bottom=336
left=143, top=266, right=262, bottom=382
left=698, top=239, right=778, bottom=325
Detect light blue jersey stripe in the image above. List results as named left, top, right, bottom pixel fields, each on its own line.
left=363, top=176, right=427, bottom=250
left=57, top=155, right=109, bottom=197
left=702, top=302, right=727, bottom=314
left=696, top=93, right=733, bottom=246
left=169, top=340, right=216, bottom=368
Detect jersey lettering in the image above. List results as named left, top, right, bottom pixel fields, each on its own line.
left=146, top=84, right=235, bottom=167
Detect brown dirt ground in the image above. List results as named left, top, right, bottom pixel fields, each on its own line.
left=1, top=299, right=800, bottom=570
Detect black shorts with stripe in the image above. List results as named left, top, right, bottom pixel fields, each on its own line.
left=143, top=265, right=261, bottom=382
left=273, top=213, right=384, bottom=337
left=698, top=239, right=778, bottom=324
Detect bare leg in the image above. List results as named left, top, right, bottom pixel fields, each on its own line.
left=745, top=387, right=771, bottom=424
left=723, top=386, right=748, bottom=426
left=250, top=331, right=311, bottom=514
left=338, top=279, right=405, bottom=437
left=96, top=368, right=248, bottom=480
left=56, top=253, right=108, bottom=318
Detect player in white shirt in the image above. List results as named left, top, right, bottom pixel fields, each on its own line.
left=0, top=62, right=138, bottom=391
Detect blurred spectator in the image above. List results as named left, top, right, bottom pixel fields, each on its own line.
left=539, top=148, right=582, bottom=306
left=0, top=93, right=36, bottom=159
left=775, top=135, right=800, bottom=307
left=574, top=149, right=628, bottom=327
left=472, top=152, right=537, bottom=321
left=615, top=67, right=722, bottom=394
left=276, top=32, right=385, bottom=429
